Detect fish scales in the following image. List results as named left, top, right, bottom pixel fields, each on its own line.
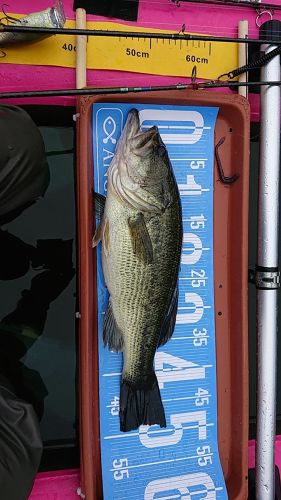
left=103, top=193, right=181, bottom=379
left=93, top=108, right=183, bottom=432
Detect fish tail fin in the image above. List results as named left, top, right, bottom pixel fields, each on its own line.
left=120, top=372, right=166, bottom=432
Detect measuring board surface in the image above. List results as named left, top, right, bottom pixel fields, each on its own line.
left=3, top=16, right=237, bottom=80
left=92, top=103, right=228, bottom=500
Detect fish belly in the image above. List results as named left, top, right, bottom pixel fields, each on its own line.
left=102, top=192, right=181, bottom=382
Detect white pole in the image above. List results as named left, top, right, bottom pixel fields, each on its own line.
left=256, top=36, right=281, bottom=498
left=238, top=20, right=248, bottom=99
left=76, top=8, right=87, bottom=89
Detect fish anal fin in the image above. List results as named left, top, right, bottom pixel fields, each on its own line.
left=128, top=213, right=153, bottom=264
left=120, top=372, right=166, bottom=432
left=103, top=301, right=124, bottom=352
left=158, top=285, right=178, bottom=347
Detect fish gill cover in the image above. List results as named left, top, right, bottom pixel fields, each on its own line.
left=92, top=103, right=228, bottom=500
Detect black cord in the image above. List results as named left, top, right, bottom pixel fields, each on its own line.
left=221, top=45, right=281, bottom=80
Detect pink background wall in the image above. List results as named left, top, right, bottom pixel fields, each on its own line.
left=2, top=0, right=281, bottom=117
left=27, top=439, right=281, bottom=499
left=29, top=469, right=80, bottom=499
left=3, top=2, right=281, bottom=496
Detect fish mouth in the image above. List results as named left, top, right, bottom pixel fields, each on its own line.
left=124, top=109, right=157, bottom=141
left=123, top=108, right=141, bottom=139
left=120, top=109, right=160, bottom=157
left=131, top=127, right=158, bottom=155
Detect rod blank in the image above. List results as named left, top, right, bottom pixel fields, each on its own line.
left=1, top=24, right=281, bottom=45
left=0, top=80, right=281, bottom=99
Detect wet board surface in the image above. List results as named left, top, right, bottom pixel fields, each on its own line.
left=92, top=103, right=227, bottom=500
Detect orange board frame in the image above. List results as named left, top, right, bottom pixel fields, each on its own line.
left=76, top=90, right=250, bottom=500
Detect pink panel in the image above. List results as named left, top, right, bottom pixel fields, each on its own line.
left=1, top=0, right=281, bottom=118
left=248, top=437, right=281, bottom=470
left=28, top=469, right=80, bottom=500
left=26, top=440, right=281, bottom=496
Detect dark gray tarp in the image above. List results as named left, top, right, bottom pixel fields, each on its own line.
left=0, top=105, right=49, bottom=499
left=0, top=105, right=50, bottom=225
left=0, top=376, right=43, bottom=500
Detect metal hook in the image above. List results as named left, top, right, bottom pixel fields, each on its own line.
left=215, top=137, right=239, bottom=184
left=191, top=65, right=197, bottom=81
left=190, top=65, right=199, bottom=89
left=179, top=23, right=186, bottom=35
left=256, top=8, right=274, bottom=28
left=1, top=4, right=18, bottom=24
left=0, top=49, right=6, bottom=58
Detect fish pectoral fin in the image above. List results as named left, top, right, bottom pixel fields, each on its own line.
left=158, top=285, right=179, bottom=347
left=93, top=190, right=106, bottom=220
left=103, top=301, right=124, bottom=352
left=128, top=213, right=153, bottom=264
left=103, top=217, right=110, bottom=256
left=92, top=216, right=107, bottom=248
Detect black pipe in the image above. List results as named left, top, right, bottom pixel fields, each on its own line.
left=0, top=80, right=281, bottom=99
left=1, top=24, right=281, bottom=45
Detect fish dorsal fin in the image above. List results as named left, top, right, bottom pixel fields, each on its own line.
left=93, top=191, right=106, bottom=220
left=128, top=213, right=153, bottom=264
left=103, top=301, right=124, bottom=352
left=158, top=285, right=179, bottom=347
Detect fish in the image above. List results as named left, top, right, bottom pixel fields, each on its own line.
left=93, top=108, right=183, bottom=432
left=0, top=0, right=65, bottom=48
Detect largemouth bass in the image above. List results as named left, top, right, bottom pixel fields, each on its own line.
left=93, top=109, right=183, bottom=432
left=0, top=0, right=65, bottom=48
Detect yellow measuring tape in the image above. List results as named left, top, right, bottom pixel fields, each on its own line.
left=1, top=15, right=238, bottom=79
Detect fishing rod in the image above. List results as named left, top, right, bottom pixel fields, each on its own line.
left=171, top=0, right=281, bottom=12
left=2, top=23, right=281, bottom=45
left=0, top=80, right=280, bottom=99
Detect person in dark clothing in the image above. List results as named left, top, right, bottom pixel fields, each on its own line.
left=0, top=105, right=75, bottom=500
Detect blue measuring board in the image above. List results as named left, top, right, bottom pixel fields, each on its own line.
left=92, top=103, right=228, bottom=500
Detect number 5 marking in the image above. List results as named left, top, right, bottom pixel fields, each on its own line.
left=139, top=411, right=207, bottom=448
left=145, top=472, right=216, bottom=499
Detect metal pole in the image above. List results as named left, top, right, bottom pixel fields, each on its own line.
left=256, top=22, right=281, bottom=498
